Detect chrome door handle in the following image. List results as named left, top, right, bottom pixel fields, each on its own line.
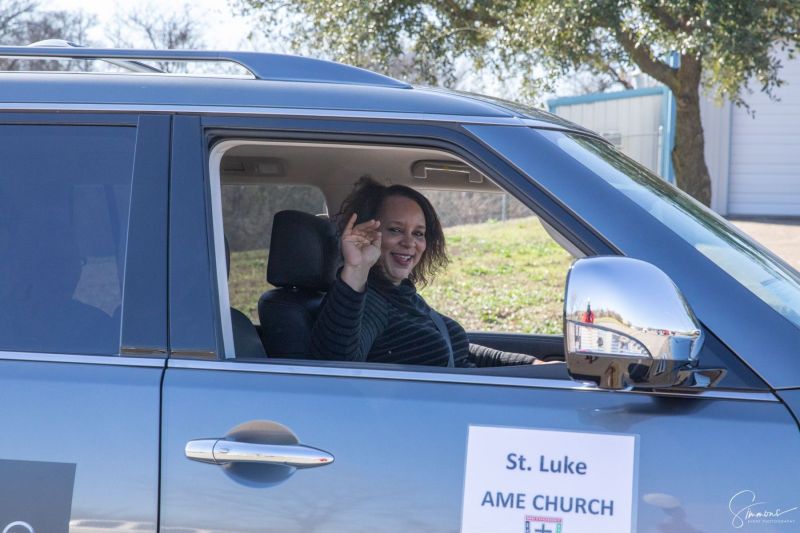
left=185, top=438, right=334, bottom=468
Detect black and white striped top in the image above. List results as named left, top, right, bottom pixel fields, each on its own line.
left=310, top=272, right=535, bottom=367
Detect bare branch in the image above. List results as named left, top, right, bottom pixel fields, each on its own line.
left=605, top=64, right=634, bottom=90
left=111, top=3, right=204, bottom=71
left=0, top=0, right=38, bottom=43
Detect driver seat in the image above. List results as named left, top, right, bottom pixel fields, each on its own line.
left=258, top=210, right=340, bottom=358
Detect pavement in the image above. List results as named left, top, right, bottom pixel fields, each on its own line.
left=729, top=218, right=800, bottom=272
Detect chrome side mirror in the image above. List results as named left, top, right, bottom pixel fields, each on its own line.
left=564, top=256, right=724, bottom=390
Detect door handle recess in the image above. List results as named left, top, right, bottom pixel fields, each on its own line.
left=185, top=439, right=334, bottom=468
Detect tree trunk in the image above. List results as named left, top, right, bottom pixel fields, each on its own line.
left=672, top=61, right=712, bottom=206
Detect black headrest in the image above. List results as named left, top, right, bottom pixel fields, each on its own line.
left=267, top=210, right=340, bottom=291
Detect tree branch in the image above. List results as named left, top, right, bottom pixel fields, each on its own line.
left=605, top=64, right=634, bottom=89
left=436, top=0, right=501, bottom=28
left=0, top=0, right=37, bottom=41
left=613, top=27, right=679, bottom=91
left=647, top=4, right=685, bottom=34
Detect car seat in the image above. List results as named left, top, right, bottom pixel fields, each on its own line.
left=258, top=210, right=340, bottom=358
left=225, top=237, right=267, bottom=357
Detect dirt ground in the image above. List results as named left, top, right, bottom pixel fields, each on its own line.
left=729, top=218, right=800, bottom=272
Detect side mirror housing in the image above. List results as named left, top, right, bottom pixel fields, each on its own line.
left=564, top=257, right=723, bottom=390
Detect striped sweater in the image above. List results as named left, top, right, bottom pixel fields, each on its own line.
left=310, top=272, right=535, bottom=367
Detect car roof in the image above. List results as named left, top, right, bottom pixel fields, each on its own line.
left=0, top=44, right=585, bottom=131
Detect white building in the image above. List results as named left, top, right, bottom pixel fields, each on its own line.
left=548, top=51, right=800, bottom=217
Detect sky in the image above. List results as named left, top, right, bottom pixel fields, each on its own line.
left=43, top=0, right=261, bottom=50
left=39, top=0, right=554, bottom=104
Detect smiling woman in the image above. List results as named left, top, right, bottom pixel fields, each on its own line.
left=336, top=177, right=446, bottom=289
left=309, top=177, right=545, bottom=368
left=367, top=196, right=427, bottom=285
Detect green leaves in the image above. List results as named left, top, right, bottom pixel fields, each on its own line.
left=238, top=0, right=798, bottom=105
left=237, top=0, right=798, bottom=204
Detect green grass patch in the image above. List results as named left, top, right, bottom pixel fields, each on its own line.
left=420, top=217, right=571, bottom=334
left=228, top=248, right=269, bottom=322
left=229, top=216, right=572, bottom=335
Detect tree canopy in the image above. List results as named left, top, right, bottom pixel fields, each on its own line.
left=238, top=0, right=800, bottom=205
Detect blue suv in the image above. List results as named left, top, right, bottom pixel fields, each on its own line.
left=0, top=42, right=798, bottom=533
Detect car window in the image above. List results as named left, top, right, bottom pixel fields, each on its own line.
left=213, top=140, right=575, bottom=363
left=0, top=124, right=136, bottom=355
left=421, top=190, right=571, bottom=334
left=550, top=131, right=800, bottom=330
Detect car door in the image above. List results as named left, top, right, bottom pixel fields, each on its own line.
left=160, top=115, right=800, bottom=533
left=0, top=114, right=169, bottom=532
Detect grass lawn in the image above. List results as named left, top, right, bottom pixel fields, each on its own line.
left=229, top=216, right=573, bottom=335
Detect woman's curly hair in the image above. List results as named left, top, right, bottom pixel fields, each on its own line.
left=336, top=177, right=448, bottom=287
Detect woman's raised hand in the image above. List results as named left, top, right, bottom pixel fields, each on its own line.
left=340, top=213, right=381, bottom=292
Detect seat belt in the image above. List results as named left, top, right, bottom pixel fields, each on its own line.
left=428, top=310, right=454, bottom=367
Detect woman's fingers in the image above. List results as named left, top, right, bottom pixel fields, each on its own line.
left=352, top=219, right=380, bottom=233
left=342, top=213, right=358, bottom=236
left=344, top=235, right=372, bottom=246
left=346, top=219, right=381, bottom=245
left=343, top=216, right=377, bottom=234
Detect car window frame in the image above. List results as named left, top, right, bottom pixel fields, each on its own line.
left=196, top=118, right=615, bottom=370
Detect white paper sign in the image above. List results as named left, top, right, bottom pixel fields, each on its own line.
left=461, top=426, right=637, bottom=533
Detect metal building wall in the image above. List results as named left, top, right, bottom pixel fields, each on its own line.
left=549, top=88, right=670, bottom=182
left=550, top=54, right=800, bottom=217
left=726, top=49, right=800, bottom=216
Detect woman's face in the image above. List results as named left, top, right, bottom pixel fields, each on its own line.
left=376, top=195, right=427, bottom=285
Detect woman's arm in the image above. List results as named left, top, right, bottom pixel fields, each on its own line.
left=311, top=214, right=386, bottom=361
left=444, top=315, right=537, bottom=367
left=310, top=278, right=385, bottom=361
left=468, top=343, right=537, bottom=367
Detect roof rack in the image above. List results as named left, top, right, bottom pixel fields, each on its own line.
left=23, top=39, right=165, bottom=74
left=0, top=40, right=411, bottom=89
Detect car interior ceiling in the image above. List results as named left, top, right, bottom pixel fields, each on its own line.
left=219, top=141, right=501, bottom=207
left=219, top=141, right=567, bottom=367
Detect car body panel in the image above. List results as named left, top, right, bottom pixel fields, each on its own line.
left=0, top=73, right=515, bottom=117
left=160, top=360, right=798, bottom=532
left=0, top=71, right=582, bottom=132
left=0, top=357, right=163, bottom=532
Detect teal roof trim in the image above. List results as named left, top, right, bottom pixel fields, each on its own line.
left=547, top=86, right=667, bottom=111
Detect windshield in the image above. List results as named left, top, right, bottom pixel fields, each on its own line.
left=547, top=130, right=800, bottom=330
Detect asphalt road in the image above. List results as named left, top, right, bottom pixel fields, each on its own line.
left=729, top=218, right=800, bottom=272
